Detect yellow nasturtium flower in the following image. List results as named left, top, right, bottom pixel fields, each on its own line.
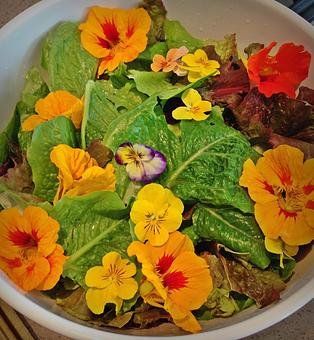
left=50, top=144, right=115, bottom=204
left=265, top=237, right=299, bottom=268
left=22, top=91, right=83, bottom=131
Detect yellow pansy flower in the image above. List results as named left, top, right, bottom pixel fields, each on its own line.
left=85, top=252, right=138, bottom=314
left=180, top=49, right=220, bottom=82
left=130, top=183, right=184, bottom=246
left=172, top=88, right=212, bottom=121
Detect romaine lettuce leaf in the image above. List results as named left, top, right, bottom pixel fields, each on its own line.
left=41, top=22, right=98, bottom=97
left=17, top=67, right=50, bottom=152
left=51, top=191, right=131, bottom=287
left=27, top=117, right=77, bottom=201
left=104, top=97, right=255, bottom=212
left=164, top=19, right=204, bottom=50
left=0, top=106, right=20, bottom=165
left=81, top=80, right=142, bottom=147
left=192, top=205, right=270, bottom=269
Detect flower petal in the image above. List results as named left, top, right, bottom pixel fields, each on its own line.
left=130, top=200, right=156, bottom=224
left=182, top=89, right=202, bottom=107
left=85, top=266, right=110, bottom=288
left=151, top=54, right=166, bottom=72
left=136, top=183, right=167, bottom=209
left=21, top=115, right=46, bottom=132
left=166, top=46, right=189, bottom=62
left=172, top=107, right=193, bottom=120
left=116, top=277, right=138, bottom=300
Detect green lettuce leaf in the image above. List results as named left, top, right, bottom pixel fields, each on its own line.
left=27, top=117, right=77, bottom=201
left=192, top=205, right=270, bottom=269
left=81, top=80, right=142, bottom=147
left=164, top=109, right=255, bottom=212
left=0, top=106, right=20, bottom=164
left=164, top=19, right=204, bottom=50
left=51, top=191, right=131, bottom=287
left=18, top=67, right=50, bottom=152
left=41, top=22, right=98, bottom=97
left=104, top=97, right=254, bottom=212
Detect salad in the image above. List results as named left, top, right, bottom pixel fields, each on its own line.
left=0, top=0, right=313, bottom=334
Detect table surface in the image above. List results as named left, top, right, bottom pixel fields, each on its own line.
left=0, top=0, right=313, bottom=339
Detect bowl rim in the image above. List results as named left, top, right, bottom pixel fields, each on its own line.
left=0, top=0, right=314, bottom=339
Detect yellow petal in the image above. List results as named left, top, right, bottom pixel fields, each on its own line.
left=130, top=200, right=156, bottom=224
left=182, top=89, right=202, bottom=107
left=161, top=206, right=182, bottom=233
left=197, top=100, right=212, bottom=113
left=187, top=70, right=203, bottom=83
left=85, top=287, right=122, bottom=315
left=264, top=237, right=283, bottom=255
left=116, top=277, right=138, bottom=300
left=172, top=107, right=193, bottom=120
left=137, top=183, right=167, bottom=210
left=85, top=266, right=110, bottom=288
left=164, top=189, right=184, bottom=213
left=192, top=112, right=209, bottom=121
left=194, top=49, right=208, bottom=62
left=284, top=244, right=299, bottom=257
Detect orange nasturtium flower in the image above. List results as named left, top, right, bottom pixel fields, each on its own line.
left=247, top=42, right=311, bottom=98
left=172, top=88, right=212, bottom=121
left=239, top=145, right=314, bottom=248
left=22, top=91, right=84, bottom=131
left=151, top=46, right=189, bottom=75
left=50, top=144, right=115, bottom=204
left=130, top=183, right=184, bottom=246
left=79, top=7, right=151, bottom=75
left=0, top=206, right=67, bottom=291
left=85, top=251, right=138, bottom=314
left=180, top=49, right=220, bottom=82
left=128, top=232, right=212, bottom=333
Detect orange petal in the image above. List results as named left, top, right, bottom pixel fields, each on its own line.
left=21, top=115, right=46, bottom=132
left=151, top=55, right=167, bottom=72
left=166, top=46, right=189, bottom=62
left=239, top=159, right=277, bottom=204
left=36, top=244, right=67, bottom=290
left=257, top=145, right=304, bottom=188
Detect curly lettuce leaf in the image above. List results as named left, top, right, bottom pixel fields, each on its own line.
left=51, top=191, right=131, bottom=287
left=27, top=117, right=77, bottom=201
left=164, top=19, right=204, bottom=50
left=41, top=22, right=98, bottom=97
left=81, top=80, right=142, bottom=147
left=192, top=205, right=270, bottom=269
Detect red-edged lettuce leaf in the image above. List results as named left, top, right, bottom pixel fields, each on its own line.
left=269, top=133, right=314, bottom=160
left=233, top=88, right=314, bottom=142
left=219, top=256, right=285, bottom=307
left=297, top=86, right=314, bottom=105
left=200, top=60, right=250, bottom=109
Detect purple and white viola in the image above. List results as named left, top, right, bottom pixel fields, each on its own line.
left=115, top=142, right=167, bottom=182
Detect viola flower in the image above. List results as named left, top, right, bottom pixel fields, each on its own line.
left=22, top=91, right=84, bottom=131
left=172, top=88, right=212, bottom=121
left=265, top=237, right=298, bottom=269
left=0, top=206, right=67, bottom=291
left=79, top=7, right=151, bottom=75
left=239, top=145, right=314, bottom=246
left=128, top=232, right=212, bottom=333
left=85, top=251, right=138, bottom=314
left=247, top=42, right=311, bottom=98
left=115, top=142, right=166, bottom=183
left=180, top=49, right=220, bottom=82
left=151, top=46, right=189, bottom=76
left=130, top=183, right=184, bottom=246
left=50, top=144, right=115, bottom=204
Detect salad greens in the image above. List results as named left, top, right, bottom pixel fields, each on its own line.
left=0, top=0, right=313, bottom=335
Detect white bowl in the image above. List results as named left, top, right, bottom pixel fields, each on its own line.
left=0, top=0, right=313, bottom=339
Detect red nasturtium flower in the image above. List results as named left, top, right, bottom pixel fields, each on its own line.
left=79, top=7, right=151, bottom=75
left=247, top=42, right=311, bottom=98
